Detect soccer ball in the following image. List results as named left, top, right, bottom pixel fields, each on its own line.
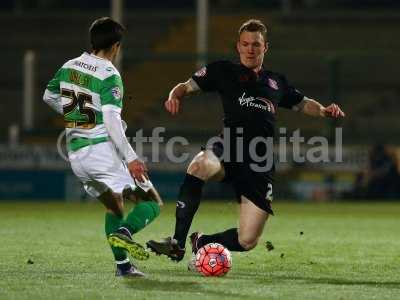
left=195, top=243, right=232, bottom=276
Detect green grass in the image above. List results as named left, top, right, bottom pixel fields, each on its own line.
left=0, top=201, right=399, bottom=300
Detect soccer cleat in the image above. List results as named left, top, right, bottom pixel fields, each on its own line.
left=189, top=232, right=203, bottom=254
left=146, top=237, right=185, bottom=262
left=108, top=233, right=149, bottom=261
left=115, top=263, right=146, bottom=277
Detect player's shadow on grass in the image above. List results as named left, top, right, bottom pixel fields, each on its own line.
left=122, top=278, right=198, bottom=292
left=150, top=268, right=260, bottom=282
left=123, top=278, right=243, bottom=298
left=271, top=276, right=400, bottom=288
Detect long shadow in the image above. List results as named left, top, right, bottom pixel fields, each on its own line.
left=123, top=278, right=198, bottom=292
left=122, top=278, right=245, bottom=298
left=149, top=268, right=263, bottom=282
left=269, top=275, right=400, bottom=289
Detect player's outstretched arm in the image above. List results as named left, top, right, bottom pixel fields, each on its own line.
left=298, top=97, right=345, bottom=118
left=165, top=79, right=200, bottom=115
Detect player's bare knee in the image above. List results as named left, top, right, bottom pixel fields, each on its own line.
left=99, top=191, right=124, bottom=218
left=187, top=160, right=200, bottom=175
left=240, top=240, right=258, bottom=251
left=107, top=207, right=123, bottom=218
left=187, top=154, right=218, bottom=181
left=238, top=236, right=259, bottom=251
left=113, top=200, right=124, bottom=216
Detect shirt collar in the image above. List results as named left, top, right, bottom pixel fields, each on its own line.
left=240, top=63, right=267, bottom=80
left=84, top=51, right=108, bottom=62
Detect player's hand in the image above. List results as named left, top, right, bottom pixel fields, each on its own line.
left=322, top=103, right=345, bottom=118
left=165, top=96, right=180, bottom=115
left=127, top=159, right=148, bottom=182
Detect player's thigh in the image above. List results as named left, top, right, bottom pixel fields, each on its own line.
left=187, top=150, right=224, bottom=181
left=98, top=189, right=124, bottom=217
left=68, top=146, right=125, bottom=216
left=238, top=196, right=269, bottom=247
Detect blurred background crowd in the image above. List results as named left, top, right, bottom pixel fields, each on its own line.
left=1, top=0, right=400, bottom=201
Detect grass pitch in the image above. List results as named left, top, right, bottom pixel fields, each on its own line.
left=0, top=201, right=399, bottom=300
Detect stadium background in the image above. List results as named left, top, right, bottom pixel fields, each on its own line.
left=1, top=0, right=400, bottom=202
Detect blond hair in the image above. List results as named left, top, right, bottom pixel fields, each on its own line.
left=238, top=19, right=267, bottom=41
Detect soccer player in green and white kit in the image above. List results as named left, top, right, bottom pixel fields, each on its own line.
left=43, top=17, right=161, bottom=277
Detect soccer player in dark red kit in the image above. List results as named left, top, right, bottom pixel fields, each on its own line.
left=147, top=19, right=345, bottom=263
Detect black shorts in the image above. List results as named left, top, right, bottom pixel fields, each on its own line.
left=206, top=142, right=274, bottom=215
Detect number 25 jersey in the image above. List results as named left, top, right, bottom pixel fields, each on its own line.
left=44, top=52, right=123, bottom=152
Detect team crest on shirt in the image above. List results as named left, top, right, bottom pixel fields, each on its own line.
left=111, top=87, right=122, bottom=99
left=268, top=78, right=279, bottom=90
left=194, top=67, right=207, bottom=77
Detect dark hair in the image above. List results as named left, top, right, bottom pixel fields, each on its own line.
left=238, top=19, right=267, bottom=42
left=89, top=17, right=125, bottom=52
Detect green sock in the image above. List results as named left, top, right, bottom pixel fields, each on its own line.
left=105, top=212, right=128, bottom=262
left=121, top=201, right=160, bottom=234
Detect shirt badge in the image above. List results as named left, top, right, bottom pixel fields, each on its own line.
left=268, top=78, right=278, bottom=90
left=111, top=87, right=122, bottom=99
left=194, top=67, right=207, bottom=77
